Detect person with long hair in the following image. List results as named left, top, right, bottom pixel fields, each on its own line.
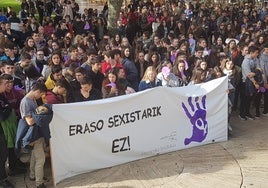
left=255, top=34, right=265, bottom=49
left=96, top=17, right=105, bottom=43
left=222, top=59, right=241, bottom=106
left=121, top=47, right=139, bottom=91
left=139, top=66, right=162, bottom=91
left=102, top=67, right=125, bottom=98
left=174, top=20, right=186, bottom=37
left=206, top=46, right=221, bottom=68
left=114, top=67, right=135, bottom=94
left=113, top=33, right=122, bottom=48
left=173, top=59, right=191, bottom=86
left=42, top=52, right=64, bottom=80
left=215, top=36, right=225, bottom=52
left=157, top=61, right=181, bottom=87
left=188, top=67, right=207, bottom=85
left=148, top=51, right=161, bottom=68
left=224, top=39, right=238, bottom=58
left=23, top=37, right=36, bottom=52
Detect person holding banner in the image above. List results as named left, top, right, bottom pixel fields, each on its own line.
left=114, top=67, right=136, bottom=94
left=102, top=67, right=126, bottom=98
left=74, top=76, right=102, bottom=102
left=45, top=65, right=63, bottom=91
left=139, top=66, right=162, bottom=91
left=157, top=65, right=181, bottom=87
left=188, top=67, right=207, bottom=85
left=19, top=81, right=48, bottom=188
left=45, top=78, right=70, bottom=104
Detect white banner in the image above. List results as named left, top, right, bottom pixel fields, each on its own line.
left=50, top=76, right=228, bottom=184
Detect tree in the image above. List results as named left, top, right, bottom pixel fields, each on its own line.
left=107, top=0, right=124, bottom=35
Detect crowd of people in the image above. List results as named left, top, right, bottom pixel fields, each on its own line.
left=1, top=0, right=268, bottom=187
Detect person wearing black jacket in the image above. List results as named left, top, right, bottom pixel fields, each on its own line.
left=72, top=15, right=85, bottom=36
left=3, top=22, right=19, bottom=44
left=0, top=75, right=14, bottom=188
left=73, top=76, right=102, bottom=102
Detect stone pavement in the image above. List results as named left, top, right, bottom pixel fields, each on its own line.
left=8, top=110, right=268, bottom=187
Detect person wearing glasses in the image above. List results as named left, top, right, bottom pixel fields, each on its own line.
left=35, top=49, right=47, bottom=73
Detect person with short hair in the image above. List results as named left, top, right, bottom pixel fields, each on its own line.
left=2, top=60, right=24, bottom=90
left=2, top=74, right=24, bottom=119
left=0, top=75, right=15, bottom=188
left=35, top=49, right=47, bottom=73
left=70, top=67, right=87, bottom=93
left=45, top=78, right=70, bottom=104
left=81, top=48, right=97, bottom=72
left=55, top=20, right=69, bottom=40
left=87, top=57, right=104, bottom=93
left=239, top=45, right=260, bottom=120
left=74, top=77, right=102, bottom=102
left=4, top=43, right=20, bottom=65
left=188, top=46, right=204, bottom=72
left=45, top=65, right=63, bottom=90
left=134, top=51, right=150, bottom=82
left=101, top=50, right=123, bottom=76
left=18, top=81, right=48, bottom=188
left=3, top=22, right=19, bottom=44
left=64, top=45, right=81, bottom=67
left=14, top=52, right=32, bottom=85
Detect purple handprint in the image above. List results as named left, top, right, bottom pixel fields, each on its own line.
left=182, top=96, right=208, bottom=145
